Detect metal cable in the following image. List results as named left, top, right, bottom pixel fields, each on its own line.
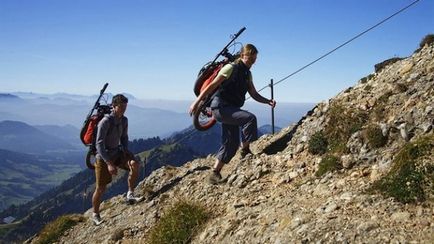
left=254, top=0, right=421, bottom=95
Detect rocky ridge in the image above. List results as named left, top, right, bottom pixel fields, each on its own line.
left=34, top=38, right=434, bottom=243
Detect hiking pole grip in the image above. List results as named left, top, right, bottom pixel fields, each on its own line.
left=100, top=83, right=108, bottom=95
left=212, top=27, right=247, bottom=64
left=235, top=27, right=246, bottom=38
left=91, top=82, right=109, bottom=111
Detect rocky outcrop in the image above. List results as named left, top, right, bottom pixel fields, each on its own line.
left=32, top=38, right=434, bottom=243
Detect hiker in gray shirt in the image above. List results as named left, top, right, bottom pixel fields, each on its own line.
left=91, top=94, right=143, bottom=226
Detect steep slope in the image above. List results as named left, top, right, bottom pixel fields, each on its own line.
left=33, top=37, right=434, bottom=243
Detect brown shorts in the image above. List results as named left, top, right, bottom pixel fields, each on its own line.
left=95, top=151, right=136, bottom=188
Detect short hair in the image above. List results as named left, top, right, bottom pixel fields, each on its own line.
left=112, top=94, right=128, bottom=106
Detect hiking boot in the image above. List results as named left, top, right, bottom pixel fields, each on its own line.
left=126, top=192, right=144, bottom=205
left=91, top=213, right=103, bottom=226
left=208, top=170, right=225, bottom=185
left=240, top=147, right=252, bottom=159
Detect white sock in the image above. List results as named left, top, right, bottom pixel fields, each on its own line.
left=127, top=190, right=133, bottom=196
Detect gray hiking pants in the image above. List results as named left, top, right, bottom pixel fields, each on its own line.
left=212, top=106, right=258, bottom=164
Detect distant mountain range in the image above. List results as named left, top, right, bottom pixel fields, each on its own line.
left=0, top=94, right=19, bottom=100
left=0, top=92, right=192, bottom=139
left=0, top=120, right=78, bottom=154
left=0, top=92, right=314, bottom=138
left=34, top=124, right=82, bottom=147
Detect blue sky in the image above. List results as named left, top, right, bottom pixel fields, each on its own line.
left=0, top=0, right=433, bottom=103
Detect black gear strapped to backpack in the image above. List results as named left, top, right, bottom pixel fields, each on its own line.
left=80, top=83, right=112, bottom=170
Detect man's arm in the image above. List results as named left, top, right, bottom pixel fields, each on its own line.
left=95, top=117, right=112, bottom=163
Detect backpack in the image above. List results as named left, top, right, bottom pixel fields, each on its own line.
left=80, top=83, right=111, bottom=169
left=80, top=105, right=112, bottom=146
left=81, top=114, right=101, bottom=145
left=194, top=27, right=245, bottom=97
left=191, top=27, right=246, bottom=131
left=193, top=60, right=229, bottom=98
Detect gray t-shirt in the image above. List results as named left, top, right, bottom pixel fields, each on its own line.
left=95, top=113, right=129, bottom=163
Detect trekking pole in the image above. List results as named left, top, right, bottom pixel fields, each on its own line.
left=89, top=83, right=109, bottom=117
left=83, top=83, right=109, bottom=126
left=210, top=27, right=246, bottom=65
left=80, top=82, right=109, bottom=146
left=270, top=79, right=275, bottom=134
